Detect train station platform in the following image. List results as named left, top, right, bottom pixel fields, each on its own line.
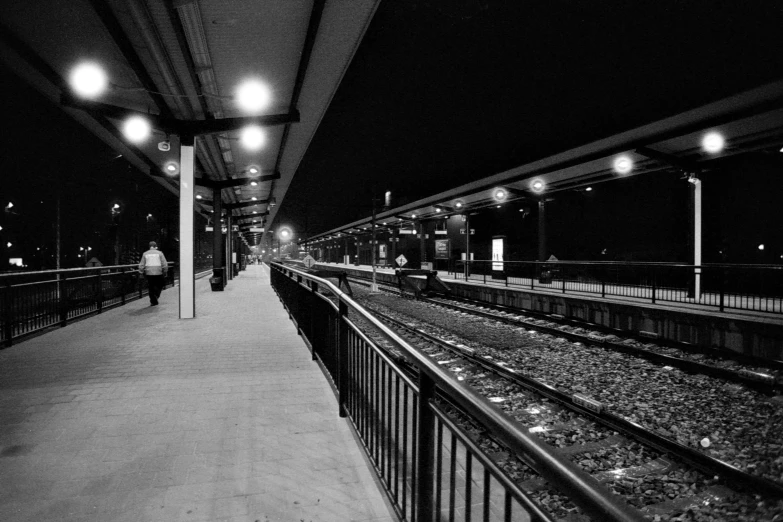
left=0, top=265, right=396, bottom=522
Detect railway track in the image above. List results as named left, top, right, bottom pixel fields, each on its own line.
left=345, top=273, right=782, bottom=393
left=338, top=277, right=783, bottom=520
left=362, top=303, right=782, bottom=520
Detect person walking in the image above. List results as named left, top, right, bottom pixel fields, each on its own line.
left=139, top=241, right=168, bottom=306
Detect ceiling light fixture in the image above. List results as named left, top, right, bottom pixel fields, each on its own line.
left=69, top=62, right=108, bottom=98
left=613, top=155, right=633, bottom=175
left=240, top=125, right=265, bottom=150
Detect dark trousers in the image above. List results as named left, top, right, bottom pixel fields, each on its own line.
left=146, top=275, right=165, bottom=304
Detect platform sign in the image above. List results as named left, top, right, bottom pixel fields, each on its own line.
left=459, top=229, right=475, bottom=235
left=302, top=255, right=316, bottom=269
left=435, top=239, right=450, bottom=260
left=248, top=227, right=264, bottom=232
left=395, top=254, right=408, bottom=267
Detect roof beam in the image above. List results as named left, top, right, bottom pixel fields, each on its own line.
left=634, top=146, right=699, bottom=172
left=59, top=93, right=299, bottom=136
left=269, top=0, right=326, bottom=216
left=194, top=171, right=280, bottom=189
left=87, top=0, right=175, bottom=120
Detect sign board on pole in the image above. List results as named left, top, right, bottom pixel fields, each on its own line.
left=395, top=254, right=407, bottom=267
left=249, top=227, right=264, bottom=232
left=435, top=239, right=450, bottom=260
left=302, top=255, right=316, bottom=269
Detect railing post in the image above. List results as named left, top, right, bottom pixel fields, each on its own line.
left=337, top=300, right=350, bottom=418
left=719, top=266, right=726, bottom=312
left=60, top=274, right=69, bottom=326
left=531, top=262, right=535, bottom=290
left=310, top=282, right=318, bottom=361
left=121, top=267, right=127, bottom=305
left=3, top=281, right=13, bottom=347
left=96, top=270, right=103, bottom=313
left=651, top=266, right=656, bottom=304
left=415, top=373, right=436, bottom=522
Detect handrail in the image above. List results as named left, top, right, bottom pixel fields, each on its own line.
left=0, top=262, right=178, bottom=279
left=271, top=261, right=643, bottom=521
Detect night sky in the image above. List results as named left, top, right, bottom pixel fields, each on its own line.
left=281, top=1, right=783, bottom=236
left=2, top=0, right=783, bottom=268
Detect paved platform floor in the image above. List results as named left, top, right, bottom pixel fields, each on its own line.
left=0, top=265, right=396, bottom=522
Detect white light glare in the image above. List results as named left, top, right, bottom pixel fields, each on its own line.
left=123, top=116, right=151, bottom=144
left=240, top=126, right=266, bottom=150
left=758, top=244, right=765, bottom=251
left=613, top=156, right=633, bottom=174
left=530, top=179, right=545, bottom=193
left=70, top=62, right=108, bottom=98
left=702, top=132, right=725, bottom=154
left=236, top=80, right=271, bottom=113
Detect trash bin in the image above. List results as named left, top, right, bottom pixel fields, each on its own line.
left=210, top=268, right=225, bottom=291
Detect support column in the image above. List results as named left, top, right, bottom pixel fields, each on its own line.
left=179, top=135, right=196, bottom=319
left=693, top=179, right=702, bottom=300
left=226, top=214, right=233, bottom=281
left=212, top=187, right=224, bottom=291
left=419, top=220, right=427, bottom=268
left=538, top=199, right=547, bottom=262
left=463, top=213, right=470, bottom=278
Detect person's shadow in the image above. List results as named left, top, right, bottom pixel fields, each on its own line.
left=128, top=307, right=158, bottom=316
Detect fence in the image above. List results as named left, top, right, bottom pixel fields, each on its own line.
left=270, top=262, right=643, bottom=522
left=1, top=264, right=176, bottom=347
left=449, top=260, right=783, bottom=314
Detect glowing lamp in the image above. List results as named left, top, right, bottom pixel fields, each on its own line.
left=240, top=126, right=265, bottom=150
left=69, top=62, right=108, bottom=98
left=613, top=155, right=633, bottom=175
left=702, top=132, right=725, bottom=154
left=123, top=116, right=151, bottom=144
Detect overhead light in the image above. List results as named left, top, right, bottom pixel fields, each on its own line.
left=164, top=161, right=179, bottom=175
left=613, top=155, right=633, bottom=175
left=758, top=244, right=765, bottom=251
left=435, top=208, right=441, bottom=212
left=250, top=180, right=259, bottom=186
left=240, top=125, right=265, bottom=150
left=236, top=80, right=271, bottom=114
left=248, top=166, right=259, bottom=174
left=585, top=187, right=592, bottom=192
left=530, top=179, right=546, bottom=193
left=702, top=131, right=725, bottom=154
left=411, top=214, right=416, bottom=218
left=69, top=62, right=108, bottom=98
left=196, top=194, right=203, bottom=199
left=493, top=188, right=507, bottom=201
left=123, top=116, right=151, bottom=144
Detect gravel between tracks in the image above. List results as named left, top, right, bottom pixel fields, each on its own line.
left=355, top=291, right=783, bottom=486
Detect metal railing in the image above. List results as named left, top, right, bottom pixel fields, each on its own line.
left=449, top=260, right=783, bottom=314
left=1, top=263, right=176, bottom=347
left=270, top=262, right=643, bottom=522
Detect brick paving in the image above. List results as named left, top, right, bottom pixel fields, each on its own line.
left=0, top=265, right=396, bottom=522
